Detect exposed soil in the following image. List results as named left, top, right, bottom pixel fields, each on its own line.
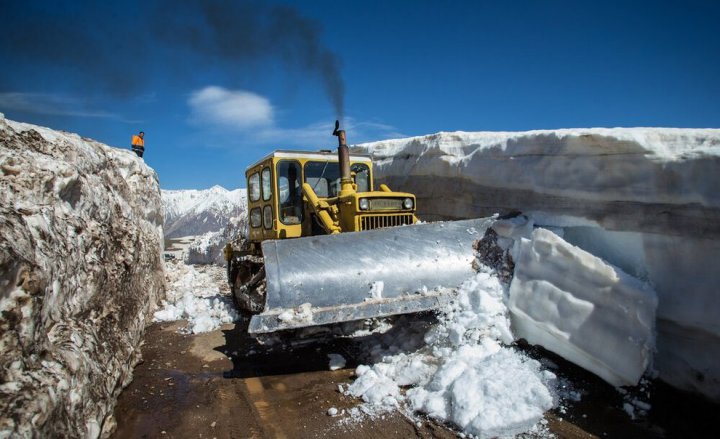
left=112, top=320, right=458, bottom=439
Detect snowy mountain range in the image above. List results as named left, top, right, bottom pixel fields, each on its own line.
left=162, top=185, right=246, bottom=238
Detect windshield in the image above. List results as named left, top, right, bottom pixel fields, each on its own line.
left=304, top=161, right=370, bottom=197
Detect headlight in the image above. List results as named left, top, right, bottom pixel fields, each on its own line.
left=359, top=198, right=369, bottom=210
left=403, top=198, right=414, bottom=209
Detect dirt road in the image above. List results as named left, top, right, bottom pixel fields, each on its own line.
left=112, top=319, right=459, bottom=438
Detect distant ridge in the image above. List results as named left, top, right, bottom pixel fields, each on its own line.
left=162, top=186, right=246, bottom=238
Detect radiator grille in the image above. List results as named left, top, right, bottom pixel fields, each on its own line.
left=359, top=214, right=414, bottom=231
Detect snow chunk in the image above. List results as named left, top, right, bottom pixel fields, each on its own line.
left=409, top=349, right=554, bottom=438
left=277, top=302, right=314, bottom=324
left=508, top=228, right=657, bottom=386
left=328, top=353, right=346, bottom=371
left=347, top=364, right=401, bottom=408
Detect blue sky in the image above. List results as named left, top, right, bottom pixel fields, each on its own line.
left=1, top=0, right=718, bottom=189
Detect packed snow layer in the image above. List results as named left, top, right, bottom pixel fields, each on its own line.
left=154, top=262, right=238, bottom=334
left=347, top=267, right=556, bottom=438
left=162, top=186, right=246, bottom=238
left=356, top=128, right=720, bottom=400
left=0, top=114, right=165, bottom=437
left=355, top=128, right=720, bottom=229
left=508, top=228, right=657, bottom=387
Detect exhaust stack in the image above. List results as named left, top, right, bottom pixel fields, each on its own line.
left=333, top=120, right=354, bottom=196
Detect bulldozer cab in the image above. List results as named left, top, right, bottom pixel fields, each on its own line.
left=245, top=150, right=416, bottom=244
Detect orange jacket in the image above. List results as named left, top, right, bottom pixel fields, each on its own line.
left=132, top=135, right=144, bottom=148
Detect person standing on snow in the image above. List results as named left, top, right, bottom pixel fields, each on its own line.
left=131, top=131, right=145, bottom=158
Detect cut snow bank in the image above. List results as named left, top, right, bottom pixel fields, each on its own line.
left=0, top=115, right=165, bottom=437
left=355, top=128, right=720, bottom=229
left=507, top=226, right=657, bottom=387
left=355, top=128, right=720, bottom=401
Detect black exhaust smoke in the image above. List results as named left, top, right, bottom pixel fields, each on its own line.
left=0, top=0, right=345, bottom=118
left=154, top=0, right=346, bottom=119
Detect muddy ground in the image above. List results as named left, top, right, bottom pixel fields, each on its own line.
left=112, top=319, right=460, bottom=439
left=112, top=316, right=719, bottom=439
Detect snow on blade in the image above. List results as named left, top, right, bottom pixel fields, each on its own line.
left=154, top=262, right=239, bottom=333
left=508, top=228, right=657, bottom=387
left=277, top=302, right=314, bottom=324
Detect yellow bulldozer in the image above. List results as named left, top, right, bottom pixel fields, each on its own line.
left=225, top=121, right=487, bottom=334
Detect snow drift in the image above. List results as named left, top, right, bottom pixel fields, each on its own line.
left=345, top=243, right=557, bottom=438
left=153, top=262, right=238, bottom=334
left=0, top=114, right=165, bottom=437
left=355, top=128, right=720, bottom=400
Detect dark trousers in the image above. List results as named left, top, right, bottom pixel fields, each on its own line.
left=132, top=146, right=144, bottom=158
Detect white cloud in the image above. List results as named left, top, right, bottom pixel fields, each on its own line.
left=185, top=86, right=405, bottom=149
left=188, top=86, right=273, bottom=129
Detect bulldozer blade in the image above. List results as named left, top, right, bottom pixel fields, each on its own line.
left=248, top=218, right=492, bottom=334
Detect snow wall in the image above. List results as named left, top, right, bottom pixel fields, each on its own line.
left=0, top=114, right=165, bottom=437
left=354, top=128, right=720, bottom=401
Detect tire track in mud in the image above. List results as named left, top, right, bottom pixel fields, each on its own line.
left=243, top=376, right=288, bottom=439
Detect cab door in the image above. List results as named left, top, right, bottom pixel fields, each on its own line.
left=247, top=162, right=276, bottom=242
left=275, top=160, right=303, bottom=238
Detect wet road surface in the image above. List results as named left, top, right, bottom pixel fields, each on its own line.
left=113, top=317, right=720, bottom=438
left=112, top=320, right=458, bottom=439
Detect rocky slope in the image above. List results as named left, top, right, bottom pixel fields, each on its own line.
left=355, top=128, right=720, bottom=401
left=0, top=114, right=165, bottom=437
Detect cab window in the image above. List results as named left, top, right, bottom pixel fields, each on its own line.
left=250, top=207, right=262, bottom=228
left=263, top=205, right=273, bottom=229
left=351, top=163, right=371, bottom=192
left=249, top=172, right=260, bottom=202
left=304, top=161, right=340, bottom=198
left=261, top=167, right=272, bottom=201
left=277, top=160, right=303, bottom=224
